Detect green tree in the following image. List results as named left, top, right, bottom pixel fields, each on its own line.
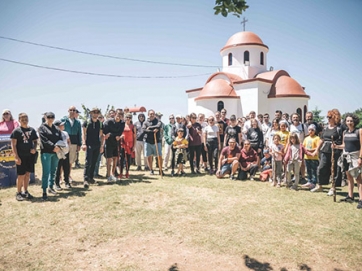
left=311, top=106, right=325, bottom=124
left=342, top=108, right=362, bottom=129
left=214, top=0, right=249, bottom=18
left=79, top=104, right=114, bottom=121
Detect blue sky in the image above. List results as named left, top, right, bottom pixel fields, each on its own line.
left=0, top=0, right=361, bottom=126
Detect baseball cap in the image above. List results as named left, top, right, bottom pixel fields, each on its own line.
left=54, top=120, right=65, bottom=126
left=308, top=124, right=316, bottom=131
left=45, top=112, right=55, bottom=118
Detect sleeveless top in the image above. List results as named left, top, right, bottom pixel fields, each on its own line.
left=344, top=129, right=360, bottom=153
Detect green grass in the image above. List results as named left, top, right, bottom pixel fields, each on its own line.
left=0, top=155, right=361, bottom=271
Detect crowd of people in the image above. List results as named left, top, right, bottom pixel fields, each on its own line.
left=2, top=106, right=361, bottom=209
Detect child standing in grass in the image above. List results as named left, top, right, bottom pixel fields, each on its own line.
left=284, top=132, right=312, bottom=190
left=270, top=134, right=284, bottom=187
left=301, top=124, right=320, bottom=190
left=173, top=128, right=188, bottom=176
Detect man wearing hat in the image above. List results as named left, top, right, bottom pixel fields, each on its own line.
left=54, top=120, right=71, bottom=189
left=142, top=109, right=163, bottom=175
left=61, top=106, right=82, bottom=181
left=81, top=107, right=104, bottom=188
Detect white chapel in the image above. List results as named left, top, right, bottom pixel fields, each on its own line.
left=186, top=31, right=310, bottom=121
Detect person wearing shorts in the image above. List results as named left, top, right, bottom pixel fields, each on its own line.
left=142, top=109, right=163, bottom=175
left=216, top=138, right=240, bottom=180
left=11, top=113, right=38, bottom=201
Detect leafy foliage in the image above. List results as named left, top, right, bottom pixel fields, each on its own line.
left=342, top=108, right=362, bottom=128
left=311, top=106, right=325, bottom=124
left=79, top=104, right=114, bottom=121
left=214, top=0, right=249, bottom=18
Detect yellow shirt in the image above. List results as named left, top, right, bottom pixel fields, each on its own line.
left=277, top=130, right=289, bottom=147
left=173, top=137, right=188, bottom=147
left=303, top=135, right=320, bottom=160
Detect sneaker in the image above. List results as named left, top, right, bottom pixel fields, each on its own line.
left=111, top=175, right=117, bottom=182
left=204, top=167, right=209, bottom=172
left=357, top=200, right=362, bottom=209
left=209, top=169, right=214, bottom=175
left=309, top=183, right=316, bottom=190
left=125, top=172, right=129, bottom=179
left=136, top=166, right=142, bottom=171
left=196, top=169, right=202, bottom=174
left=268, top=177, right=273, bottom=183
left=55, top=185, right=62, bottom=191
left=229, top=175, right=235, bottom=180
left=48, top=187, right=57, bottom=195
left=302, top=182, right=313, bottom=189
left=276, top=183, right=281, bottom=188
left=89, top=179, right=96, bottom=184
left=327, top=188, right=335, bottom=196
left=340, top=196, right=354, bottom=203
left=144, top=166, right=150, bottom=171
left=181, top=171, right=186, bottom=177
left=250, top=176, right=254, bottom=181
left=69, top=177, right=74, bottom=184
left=290, top=185, right=298, bottom=191
left=21, top=191, right=34, bottom=199
left=171, top=170, right=175, bottom=177
left=310, top=185, right=323, bottom=192
left=16, top=192, right=24, bottom=201
left=150, top=170, right=154, bottom=175
left=84, top=181, right=89, bottom=188
left=65, top=183, right=72, bottom=189
left=42, top=193, right=48, bottom=201
left=191, top=170, right=196, bottom=174
left=75, top=163, right=81, bottom=169
left=107, top=176, right=114, bottom=182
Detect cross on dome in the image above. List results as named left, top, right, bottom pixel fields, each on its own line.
left=240, top=17, right=248, bottom=31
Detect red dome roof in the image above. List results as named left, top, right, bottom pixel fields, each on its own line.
left=269, top=76, right=309, bottom=98
left=221, top=31, right=268, bottom=52
left=195, top=79, right=239, bottom=101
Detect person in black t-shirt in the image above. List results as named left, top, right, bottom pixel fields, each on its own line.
left=81, top=107, right=104, bottom=188
left=11, top=113, right=38, bottom=201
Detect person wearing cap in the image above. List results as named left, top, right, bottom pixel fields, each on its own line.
left=103, top=109, right=125, bottom=181
left=0, top=109, right=19, bottom=135
left=38, top=112, right=62, bottom=200
left=10, top=113, right=38, bottom=201
left=54, top=120, right=71, bottom=190
left=186, top=113, right=203, bottom=174
left=134, top=113, right=148, bottom=171
left=163, top=114, right=176, bottom=171
left=82, top=107, right=104, bottom=188
left=301, top=124, right=320, bottom=190
left=61, top=106, right=82, bottom=182
left=172, top=127, right=188, bottom=176
left=224, top=114, right=243, bottom=147
left=142, top=109, right=163, bottom=175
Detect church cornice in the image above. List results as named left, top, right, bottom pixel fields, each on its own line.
left=221, top=42, right=269, bottom=52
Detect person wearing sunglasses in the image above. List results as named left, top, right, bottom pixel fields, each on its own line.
left=38, top=112, right=62, bottom=200
left=0, top=109, right=19, bottom=135
left=60, top=106, right=82, bottom=183
left=82, top=107, right=104, bottom=188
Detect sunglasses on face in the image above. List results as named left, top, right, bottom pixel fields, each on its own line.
left=169, top=118, right=174, bottom=120
left=244, top=143, right=250, bottom=145
left=69, top=109, right=76, bottom=112
left=47, top=116, right=55, bottom=119
left=3, top=113, right=10, bottom=115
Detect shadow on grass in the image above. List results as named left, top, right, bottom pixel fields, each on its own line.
left=28, top=186, right=88, bottom=203
left=168, top=263, right=179, bottom=271
left=94, top=173, right=155, bottom=187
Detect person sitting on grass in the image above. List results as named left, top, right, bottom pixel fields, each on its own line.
left=238, top=140, right=258, bottom=181
left=216, top=137, right=240, bottom=180
left=284, top=132, right=312, bottom=191
left=172, top=128, right=188, bottom=177
left=259, top=148, right=273, bottom=182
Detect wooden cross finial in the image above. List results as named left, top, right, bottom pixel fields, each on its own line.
left=241, top=17, right=248, bottom=31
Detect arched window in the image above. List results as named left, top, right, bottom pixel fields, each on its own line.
left=244, top=51, right=250, bottom=65
left=260, top=52, right=264, bottom=65
left=228, top=53, right=232, bottom=66
left=217, top=101, right=224, bottom=112
left=296, top=108, right=302, bottom=119
left=303, top=105, right=308, bottom=122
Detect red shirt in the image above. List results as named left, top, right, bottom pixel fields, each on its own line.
left=239, top=148, right=258, bottom=168
left=0, top=120, right=19, bottom=135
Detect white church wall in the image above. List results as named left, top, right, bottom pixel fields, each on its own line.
left=234, top=82, right=259, bottom=117
left=221, top=46, right=268, bottom=79
left=193, top=98, right=240, bottom=117
left=257, top=82, right=273, bottom=115
left=268, top=98, right=309, bottom=118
